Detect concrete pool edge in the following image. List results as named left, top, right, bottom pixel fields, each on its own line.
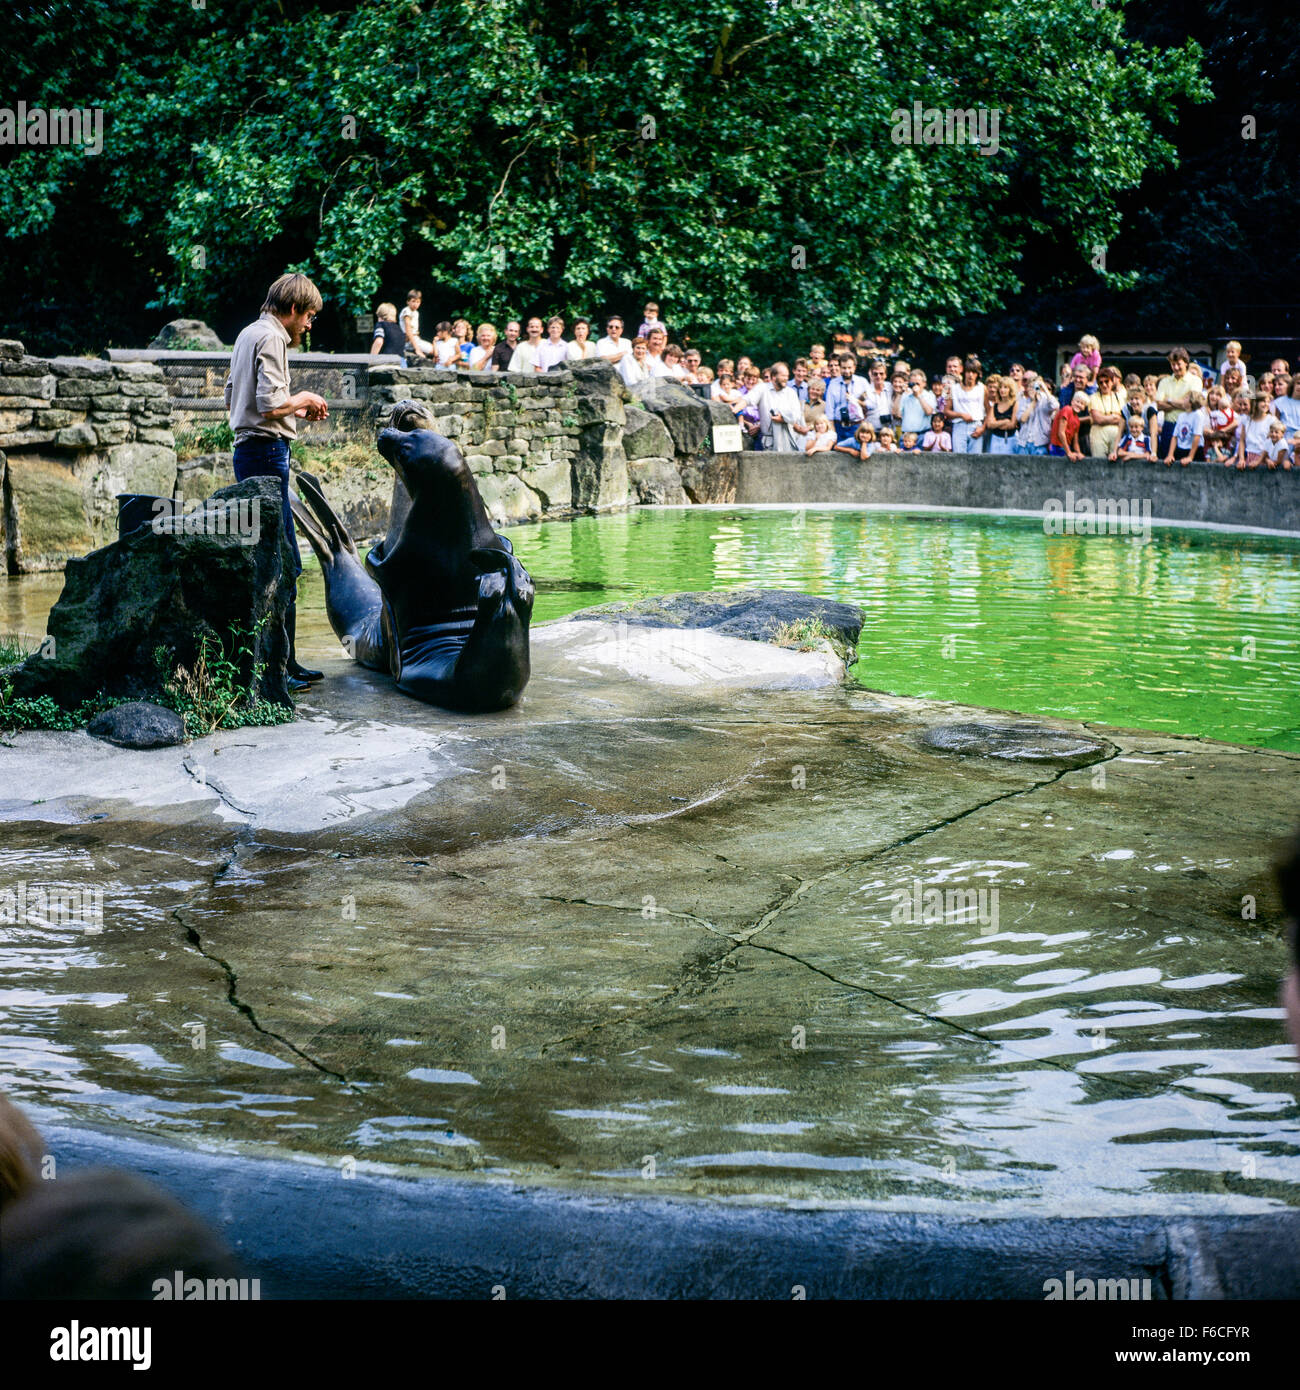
left=33, top=1120, right=1300, bottom=1300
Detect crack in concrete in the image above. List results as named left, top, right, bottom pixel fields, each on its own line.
left=181, top=756, right=257, bottom=818
left=172, top=833, right=357, bottom=1090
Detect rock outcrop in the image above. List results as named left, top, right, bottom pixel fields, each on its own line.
left=148, top=319, right=224, bottom=351
left=9, top=477, right=294, bottom=709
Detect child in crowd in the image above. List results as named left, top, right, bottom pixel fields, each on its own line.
left=399, top=290, right=434, bottom=358
left=369, top=302, right=407, bottom=358
left=922, top=412, right=952, bottom=451
left=1263, top=419, right=1292, bottom=469
left=1069, top=334, right=1102, bottom=380
left=433, top=320, right=459, bottom=367
left=1237, top=393, right=1277, bottom=469
left=638, top=302, right=665, bottom=338
left=901, top=432, right=921, bottom=452
left=809, top=344, right=827, bottom=370
left=1049, top=396, right=1083, bottom=459
left=712, top=370, right=742, bottom=407
left=1112, top=417, right=1153, bottom=460
left=1165, top=390, right=1207, bottom=465
left=1203, top=387, right=1237, bottom=462
left=805, top=416, right=836, bottom=454
left=876, top=427, right=898, bottom=454
left=835, top=423, right=876, bottom=459
left=696, top=365, right=714, bottom=385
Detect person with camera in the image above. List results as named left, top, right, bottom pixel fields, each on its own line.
left=823, top=353, right=869, bottom=444
left=1014, top=371, right=1057, bottom=454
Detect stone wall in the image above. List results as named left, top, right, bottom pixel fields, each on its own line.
left=1, top=340, right=176, bottom=573
left=106, top=349, right=393, bottom=445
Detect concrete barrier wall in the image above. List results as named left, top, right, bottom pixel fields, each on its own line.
left=734, top=451, right=1300, bottom=533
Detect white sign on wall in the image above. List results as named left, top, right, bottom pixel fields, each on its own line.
left=712, top=423, right=743, bottom=454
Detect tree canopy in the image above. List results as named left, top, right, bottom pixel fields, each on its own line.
left=0, top=0, right=1208, bottom=354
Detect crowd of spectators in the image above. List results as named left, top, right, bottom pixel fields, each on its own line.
left=375, top=293, right=1300, bottom=469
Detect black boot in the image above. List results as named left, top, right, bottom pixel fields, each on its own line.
left=286, top=604, right=323, bottom=684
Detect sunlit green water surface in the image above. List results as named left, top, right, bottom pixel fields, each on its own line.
left=505, top=508, right=1300, bottom=752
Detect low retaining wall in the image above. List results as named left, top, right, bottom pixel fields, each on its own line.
left=735, top=452, right=1300, bottom=533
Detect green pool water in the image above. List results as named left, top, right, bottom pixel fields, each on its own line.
left=502, top=507, right=1300, bottom=753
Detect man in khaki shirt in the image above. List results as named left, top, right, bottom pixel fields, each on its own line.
left=224, top=273, right=329, bottom=690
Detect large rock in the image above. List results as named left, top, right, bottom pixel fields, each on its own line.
left=622, top=405, right=674, bottom=461
left=86, top=701, right=186, bottom=749
left=627, top=457, right=687, bottom=505
left=679, top=453, right=737, bottom=503
left=476, top=472, right=542, bottom=526
left=148, top=319, right=224, bottom=351
left=631, top=378, right=713, bottom=457
left=10, top=476, right=295, bottom=709
left=560, top=587, right=865, bottom=664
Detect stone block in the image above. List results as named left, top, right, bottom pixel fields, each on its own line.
left=475, top=471, right=542, bottom=526
left=0, top=409, right=34, bottom=433
left=3, top=452, right=94, bottom=569
left=0, top=339, right=23, bottom=361
left=55, top=423, right=97, bottom=448
left=0, top=374, right=54, bottom=399
left=520, top=458, right=573, bottom=511
left=628, top=457, right=687, bottom=505
left=50, top=357, right=114, bottom=379
left=94, top=422, right=133, bottom=445
left=35, top=409, right=76, bottom=429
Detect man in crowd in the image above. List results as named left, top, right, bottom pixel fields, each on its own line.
left=823, top=353, right=869, bottom=444
left=596, top=316, right=629, bottom=366
left=492, top=319, right=521, bottom=371
left=897, top=369, right=937, bottom=440
left=861, top=360, right=891, bottom=429
left=224, top=272, right=329, bottom=693
left=760, top=362, right=808, bottom=452
left=537, top=316, right=569, bottom=371
left=1154, top=347, right=1197, bottom=458
left=508, top=316, right=546, bottom=372
left=645, top=325, right=673, bottom=377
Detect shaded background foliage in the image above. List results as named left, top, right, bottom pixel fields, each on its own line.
left=0, top=0, right=1287, bottom=369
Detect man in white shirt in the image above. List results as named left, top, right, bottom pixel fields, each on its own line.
left=645, top=326, right=673, bottom=378
left=760, top=362, right=807, bottom=452
left=536, top=316, right=569, bottom=371
left=596, top=316, right=629, bottom=365
left=508, top=317, right=546, bottom=373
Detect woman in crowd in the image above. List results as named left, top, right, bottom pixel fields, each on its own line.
left=947, top=359, right=986, bottom=453
left=467, top=322, right=499, bottom=371
left=566, top=318, right=599, bottom=360
left=451, top=318, right=474, bottom=365
left=1274, top=375, right=1300, bottom=443
left=984, top=375, right=1019, bottom=453
left=618, top=335, right=650, bottom=387
left=1087, top=366, right=1125, bottom=458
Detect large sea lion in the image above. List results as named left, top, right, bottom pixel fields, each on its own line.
left=290, top=402, right=534, bottom=712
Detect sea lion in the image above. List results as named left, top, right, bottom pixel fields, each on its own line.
left=290, top=402, right=534, bottom=712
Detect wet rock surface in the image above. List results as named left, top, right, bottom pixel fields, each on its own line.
left=920, top=720, right=1113, bottom=766
left=1, top=614, right=1297, bottom=1217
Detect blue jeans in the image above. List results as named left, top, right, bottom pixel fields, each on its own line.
left=233, top=435, right=301, bottom=596
left=952, top=420, right=984, bottom=453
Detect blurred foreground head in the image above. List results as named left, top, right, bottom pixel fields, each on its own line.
left=0, top=1095, right=243, bottom=1299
